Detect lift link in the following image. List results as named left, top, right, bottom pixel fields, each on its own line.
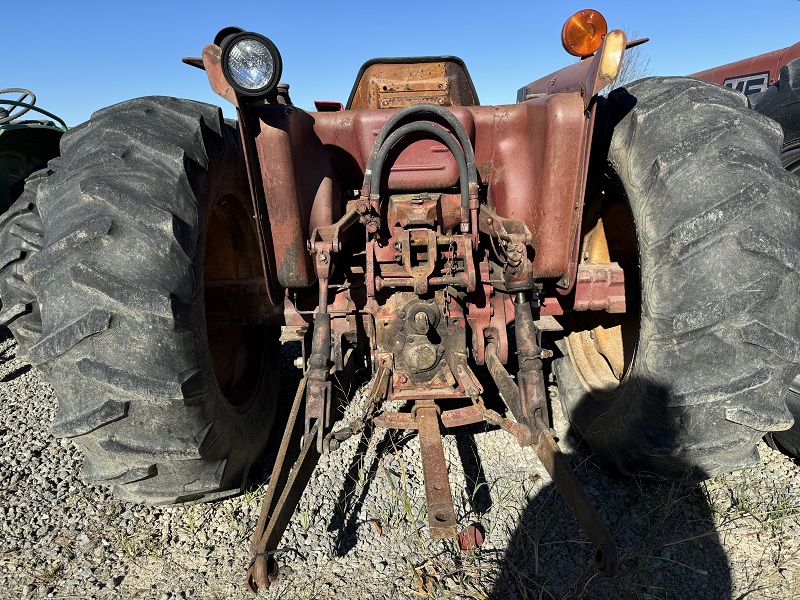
left=480, top=297, right=619, bottom=577
left=304, top=201, right=364, bottom=451
left=246, top=375, right=319, bottom=593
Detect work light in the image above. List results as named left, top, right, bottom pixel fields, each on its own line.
left=219, top=30, right=282, bottom=99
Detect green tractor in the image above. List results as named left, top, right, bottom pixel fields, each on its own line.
left=0, top=88, right=66, bottom=212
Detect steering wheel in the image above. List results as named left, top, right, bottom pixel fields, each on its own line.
left=0, top=88, right=36, bottom=124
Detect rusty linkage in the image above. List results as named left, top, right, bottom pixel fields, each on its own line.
left=244, top=99, right=619, bottom=592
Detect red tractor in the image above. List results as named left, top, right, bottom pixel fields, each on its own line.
left=692, top=41, right=800, bottom=171
left=2, top=10, right=798, bottom=590
left=692, top=43, right=800, bottom=456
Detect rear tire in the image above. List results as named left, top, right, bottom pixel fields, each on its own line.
left=555, top=77, right=800, bottom=480
left=24, top=97, right=280, bottom=504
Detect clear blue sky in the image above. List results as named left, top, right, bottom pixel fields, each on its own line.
left=6, top=1, right=799, bottom=127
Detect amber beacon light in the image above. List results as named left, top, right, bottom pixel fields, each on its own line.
left=562, top=9, right=608, bottom=57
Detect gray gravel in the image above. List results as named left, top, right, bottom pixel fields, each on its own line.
left=1, top=328, right=799, bottom=599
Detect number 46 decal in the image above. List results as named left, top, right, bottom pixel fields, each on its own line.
left=723, top=72, right=770, bottom=95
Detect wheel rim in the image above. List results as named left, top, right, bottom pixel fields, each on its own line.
left=565, top=177, right=640, bottom=395
left=781, top=143, right=800, bottom=174
left=204, top=189, right=269, bottom=413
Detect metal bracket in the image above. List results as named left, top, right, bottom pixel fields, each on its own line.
left=308, top=200, right=361, bottom=255
left=415, top=401, right=458, bottom=539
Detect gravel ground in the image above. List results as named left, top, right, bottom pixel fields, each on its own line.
left=1, top=327, right=799, bottom=600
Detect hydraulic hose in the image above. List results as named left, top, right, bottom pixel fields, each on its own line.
left=365, top=102, right=478, bottom=190
left=370, top=121, right=470, bottom=220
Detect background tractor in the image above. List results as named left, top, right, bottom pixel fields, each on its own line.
left=0, top=88, right=65, bottom=213
left=2, top=10, right=798, bottom=590
left=0, top=88, right=65, bottom=337
left=692, top=45, right=800, bottom=457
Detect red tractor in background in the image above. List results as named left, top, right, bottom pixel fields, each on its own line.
left=692, top=44, right=800, bottom=456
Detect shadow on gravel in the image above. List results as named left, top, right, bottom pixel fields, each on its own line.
left=455, top=428, right=493, bottom=516
left=490, top=385, right=732, bottom=600
left=0, top=325, right=15, bottom=360
left=1, top=363, right=31, bottom=382
left=326, top=425, right=414, bottom=556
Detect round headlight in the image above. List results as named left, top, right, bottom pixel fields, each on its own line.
left=220, top=32, right=282, bottom=99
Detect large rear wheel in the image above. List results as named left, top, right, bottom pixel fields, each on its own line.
left=555, top=77, right=800, bottom=480
left=23, top=97, right=280, bottom=504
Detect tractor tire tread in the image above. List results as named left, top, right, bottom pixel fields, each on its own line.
left=25, top=97, right=278, bottom=504
left=556, top=77, right=799, bottom=480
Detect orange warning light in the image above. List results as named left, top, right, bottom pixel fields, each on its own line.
left=561, top=9, right=608, bottom=58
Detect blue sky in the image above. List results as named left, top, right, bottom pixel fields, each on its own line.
left=6, top=1, right=799, bottom=127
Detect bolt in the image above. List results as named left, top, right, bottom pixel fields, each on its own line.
left=393, top=241, right=402, bottom=251
left=293, top=357, right=304, bottom=369
left=397, top=374, right=408, bottom=384
left=399, top=312, right=406, bottom=319
left=319, top=251, right=329, bottom=264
